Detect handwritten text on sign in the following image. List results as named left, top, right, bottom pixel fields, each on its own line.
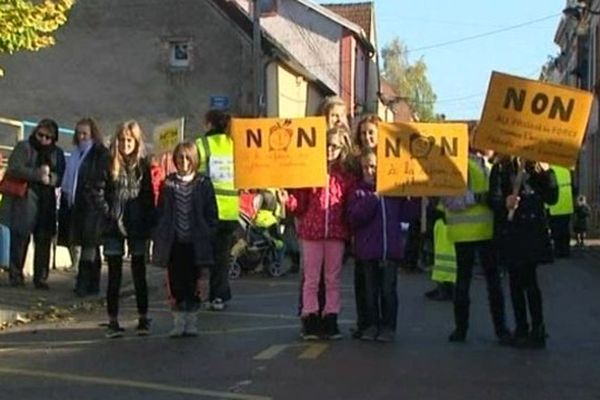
left=474, top=71, right=593, bottom=168
left=153, top=118, right=184, bottom=154
left=231, top=117, right=327, bottom=189
left=376, top=122, right=468, bottom=197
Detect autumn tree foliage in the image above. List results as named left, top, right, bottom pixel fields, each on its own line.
left=0, top=0, right=74, bottom=76
left=381, top=38, right=437, bottom=122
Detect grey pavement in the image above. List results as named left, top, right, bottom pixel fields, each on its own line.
left=0, top=242, right=598, bottom=399
left=0, top=259, right=164, bottom=328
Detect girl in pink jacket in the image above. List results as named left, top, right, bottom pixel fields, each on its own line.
left=281, top=127, right=356, bottom=340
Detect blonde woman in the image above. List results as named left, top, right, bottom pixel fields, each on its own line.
left=104, top=120, right=155, bottom=338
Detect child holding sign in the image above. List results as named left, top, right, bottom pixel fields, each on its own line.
left=489, top=157, right=558, bottom=348
left=281, top=127, right=356, bottom=340
left=349, top=114, right=380, bottom=338
left=347, top=150, right=417, bottom=342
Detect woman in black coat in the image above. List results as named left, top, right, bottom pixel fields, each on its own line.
left=0, top=119, right=65, bottom=288
left=102, top=120, right=155, bottom=338
left=489, top=157, right=558, bottom=348
left=60, top=117, right=110, bottom=297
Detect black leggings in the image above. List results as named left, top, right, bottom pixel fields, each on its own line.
left=508, top=263, right=544, bottom=331
left=106, top=255, right=148, bottom=318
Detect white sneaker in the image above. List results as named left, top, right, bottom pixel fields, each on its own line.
left=184, top=312, right=198, bottom=336
left=169, top=312, right=185, bottom=338
left=211, top=298, right=225, bottom=311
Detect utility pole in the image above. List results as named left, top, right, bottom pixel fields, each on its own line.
left=252, top=0, right=263, bottom=117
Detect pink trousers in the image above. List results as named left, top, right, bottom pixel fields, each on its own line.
left=300, top=239, right=345, bottom=316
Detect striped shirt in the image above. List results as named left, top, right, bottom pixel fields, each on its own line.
left=173, top=176, right=195, bottom=242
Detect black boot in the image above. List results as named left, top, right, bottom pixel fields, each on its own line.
left=449, top=301, right=469, bottom=342
left=510, top=325, right=530, bottom=348
left=322, top=313, right=342, bottom=340
left=301, top=314, right=319, bottom=341
left=74, top=260, right=91, bottom=297
left=424, top=286, right=440, bottom=300
left=528, top=325, right=547, bottom=349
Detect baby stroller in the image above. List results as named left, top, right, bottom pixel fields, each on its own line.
left=229, top=190, right=285, bottom=279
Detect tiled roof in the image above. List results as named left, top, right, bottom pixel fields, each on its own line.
left=322, top=2, right=373, bottom=39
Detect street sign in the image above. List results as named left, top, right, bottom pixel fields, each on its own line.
left=210, top=95, right=230, bottom=110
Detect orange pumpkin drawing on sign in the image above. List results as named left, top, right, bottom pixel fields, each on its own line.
left=268, top=119, right=293, bottom=151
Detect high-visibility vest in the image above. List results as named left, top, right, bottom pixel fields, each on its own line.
left=445, top=157, right=494, bottom=243
left=432, top=218, right=457, bottom=284
left=548, top=166, right=574, bottom=216
left=196, top=134, right=239, bottom=221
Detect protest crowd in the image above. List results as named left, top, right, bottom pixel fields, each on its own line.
left=0, top=94, right=587, bottom=349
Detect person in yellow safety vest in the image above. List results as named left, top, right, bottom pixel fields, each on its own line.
left=424, top=202, right=456, bottom=302
left=548, top=165, right=574, bottom=258
left=196, top=109, right=239, bottom=311
left=443, top=129, right=510, bottom=344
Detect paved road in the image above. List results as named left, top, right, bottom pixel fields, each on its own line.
left=0, top=248, right=599, bottom=400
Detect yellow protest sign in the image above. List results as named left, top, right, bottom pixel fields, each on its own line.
left=475, top=71, right=593, bottom=168
left=376, top=122, right=468, bottom=197
left=231, top=117, right=327, bottom=189
left=153, top=118, right=184, bottom=154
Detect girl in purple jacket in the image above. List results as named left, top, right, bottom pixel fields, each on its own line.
left=347, top=150, right=417, bottom=342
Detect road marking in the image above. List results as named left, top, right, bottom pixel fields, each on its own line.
left=253, top=343, right=329, bottom=360
left=297, top=343, right=328, bottom=359
left=253, top=344, right=289, bottom=360
left=235, top=279, right=353, bottom=290
left=0, top=367, right=271, bottom=400
left=197, top=310, right=300, bottom=321
left=233, top=288, right=352, bottom=299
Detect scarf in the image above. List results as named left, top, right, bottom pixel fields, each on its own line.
left=61, top=140, right=93, bottom=206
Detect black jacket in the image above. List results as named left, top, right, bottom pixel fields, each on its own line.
left=489, top=161, right=558, bottom=265
left=153, top=174, right=218, bottom=267
left=67, top=143, right=111, bottom=247
left=104, top=157, right=155, bottom=240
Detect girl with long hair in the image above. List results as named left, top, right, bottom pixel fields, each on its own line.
left=103, top=120, right=155, bottom=338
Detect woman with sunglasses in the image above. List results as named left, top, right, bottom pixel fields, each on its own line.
left=0, top=119, right=66, bottom=288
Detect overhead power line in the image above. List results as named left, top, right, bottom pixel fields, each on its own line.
left=406, top=13, right=561, bottom=54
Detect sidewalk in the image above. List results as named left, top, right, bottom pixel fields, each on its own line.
left=0, top=261, right=166, bottom=328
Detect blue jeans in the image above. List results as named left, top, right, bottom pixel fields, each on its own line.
left=0, top=224, right=10, bottom=269
left=103, top=238, right=147, bottom=257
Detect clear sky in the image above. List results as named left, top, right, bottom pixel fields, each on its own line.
left=322, top=0, right=566, bottom=120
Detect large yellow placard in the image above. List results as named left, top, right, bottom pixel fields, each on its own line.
left=231, top=117, right=327, bottom=189
left=475, top=71, right=593, bottom=168
left=376, top=122, right=468, bottom=197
